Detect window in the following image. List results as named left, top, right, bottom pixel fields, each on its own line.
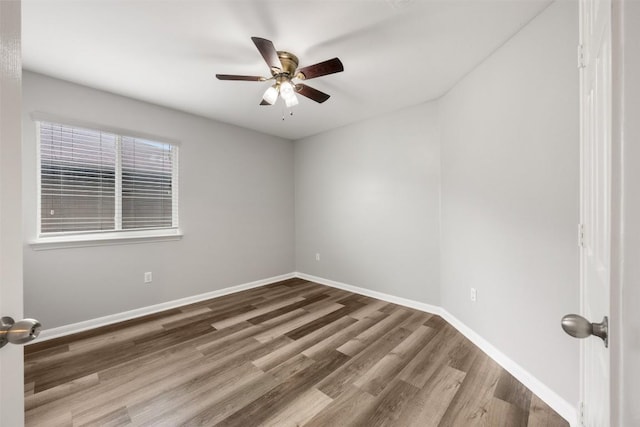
left=37, top=121, right=179, bottom=239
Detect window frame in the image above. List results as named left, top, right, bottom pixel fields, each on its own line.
left=31, top=114, right=182, bottom=250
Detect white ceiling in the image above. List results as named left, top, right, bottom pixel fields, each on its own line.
left=22, top=0, right=551, bottom=140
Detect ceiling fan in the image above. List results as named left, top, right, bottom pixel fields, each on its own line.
left=216, top=37, right=344, bottom=108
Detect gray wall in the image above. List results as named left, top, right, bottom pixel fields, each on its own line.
left=295, top=103, right=441, bottom=304
left=22, top=71, right=295, bottom=329
left=294, top=0, right=579, bottom=407
left=439, top=1, right=579, bottom=403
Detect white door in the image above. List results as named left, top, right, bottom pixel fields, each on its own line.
left=579, top=0, right=611, bottom=425
left=0, top=1, right=25, bottom=426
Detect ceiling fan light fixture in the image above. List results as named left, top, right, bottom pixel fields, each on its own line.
left=280, top=80, right=295, bottom=98
left=262, top=85, right=278, bottom=105
left=279, top=80, right=299, bottom=108
left=284, top=93, right=299, bottom=108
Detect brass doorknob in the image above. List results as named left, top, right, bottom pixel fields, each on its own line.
left=561, top=314, right=608, bottom=348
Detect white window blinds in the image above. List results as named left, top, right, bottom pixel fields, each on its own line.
left=38, top=121, right=178, bottom=236
left=121, top=136, right=175, bottom=230
left=40, top=122, right=117, bottom=233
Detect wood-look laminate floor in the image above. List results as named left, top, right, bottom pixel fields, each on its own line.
left=24, top=278, right=568, bottom=427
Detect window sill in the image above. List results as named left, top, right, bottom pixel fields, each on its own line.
left=29, top=229, right=183, bottom=250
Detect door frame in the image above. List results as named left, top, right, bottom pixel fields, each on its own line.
left=0, top=0, right=25, bottom=426
left=609, top=0, right=630, bottom=425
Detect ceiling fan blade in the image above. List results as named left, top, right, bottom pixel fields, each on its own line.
left=295, top=84, right=331, bottom=103
left=216, top=74, right=265, bottom=81
left=251, top=37, right=282, bottom=71
left=296, top=58, right=344, bottom=80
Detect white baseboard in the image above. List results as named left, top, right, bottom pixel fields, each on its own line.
left=438, top=309, right=578, bottom=426
left=294, top=271, right=577, bottom=427
left=295, top=272, right=441, bottom=315
left=33, top=272, right=296, bottom=342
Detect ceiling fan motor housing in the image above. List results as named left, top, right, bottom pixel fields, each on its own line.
left=275, top=51, right=299, bottom=77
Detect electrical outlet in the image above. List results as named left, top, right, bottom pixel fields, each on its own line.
left=470, top=288, right=477, bottom=302
left=144, top=272, right=152, bottom=283
left=316, top=253, right=320, bottom=261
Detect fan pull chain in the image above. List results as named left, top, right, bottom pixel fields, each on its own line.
left=281, top=105, right=295, bottom=121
